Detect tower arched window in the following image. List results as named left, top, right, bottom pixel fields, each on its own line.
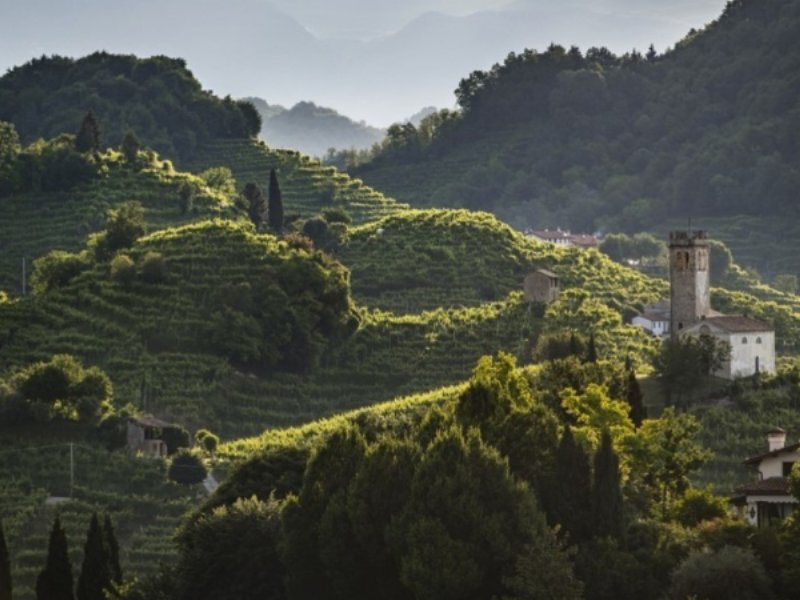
left=742, top=337, right=748, bottom=344
left=756, top=337, right=762, bottom=344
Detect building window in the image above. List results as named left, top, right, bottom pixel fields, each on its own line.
left=742, top=337, right=748, bottom=344
left=783, top=461, right=796, bottom=477
left=756, top=337, right=762, bottom=344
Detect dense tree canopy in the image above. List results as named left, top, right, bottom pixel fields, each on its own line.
left=0, top=53, right=260, bottom=162
left=356, top=0, right=800, bottom=232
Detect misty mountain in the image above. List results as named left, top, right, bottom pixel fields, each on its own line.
left=245, top=97, right=385, bottom=157
left=0, top=0, right=726, bottom=125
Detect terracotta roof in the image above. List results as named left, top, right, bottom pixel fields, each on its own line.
left=703, top=315, right=772, bottom=333
left=570, top=234, right=599, bottom=247
left=734, top=476, right=793, bottom=496
left=743, top=442, right=800, bottom=465
left=534, top=268, right=559, bottom=279
left=530, top=229, right=572, bottom=241
left=769, top=427, right=787, bottom=435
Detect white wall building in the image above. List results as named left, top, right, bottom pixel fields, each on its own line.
left=731, top=428, right=799, bottom=528
left=632, top=300, right=671, bottom=337
left=684, top=316, right=776, bottom=379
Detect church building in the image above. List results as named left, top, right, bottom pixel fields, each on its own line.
left=668, top=230, right=775, bottom=379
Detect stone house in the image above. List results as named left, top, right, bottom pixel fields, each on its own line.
left=127, top=415, right=170, bottom=458
left=731, top=428, right=799, bottom=528
left=524, top=269, right=560, bottom=304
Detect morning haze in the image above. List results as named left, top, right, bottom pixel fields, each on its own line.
left=1, top=0, right=727, bottom=125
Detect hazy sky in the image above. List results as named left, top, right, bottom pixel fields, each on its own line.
left=0, top=0, right=729, bottom=125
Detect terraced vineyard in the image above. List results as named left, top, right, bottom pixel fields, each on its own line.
left=0, top=429, right=198, bottom=600
left=0, top=158, right=240, bottom=294
left=185, top=139, right=408, bottom=224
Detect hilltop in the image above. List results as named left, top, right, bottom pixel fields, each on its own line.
left=0, top=53, right=260, bottom=162
left=354, top=0, right=800, bottom=256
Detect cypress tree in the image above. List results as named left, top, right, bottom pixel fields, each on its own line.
left=76, top=513, right=111, bottom=600
left=36, top=515, right=74, bottom=600
left=268, top=168, right=284, bottom=234
left=0, top=519, right=10, bottom=600
left=242, top=182, right=266, bottom=229
left=586, top=333, right=598, bottom=363
left=592, top=431, right=624, bottom=541
left=550, top=427, right=593, bottom=544
left=102, top=514, right=122, bottom=585
left=120, top=130, right=140, bottom=164
left=75, top=112, right=101, bottom=154
left=626, top=369, right=647, bottom=427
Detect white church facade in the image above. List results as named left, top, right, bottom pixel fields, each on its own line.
left=633, top=230, right=776, bottom=380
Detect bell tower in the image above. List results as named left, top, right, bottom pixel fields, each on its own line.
left=669, top=230, right=711, bottom=337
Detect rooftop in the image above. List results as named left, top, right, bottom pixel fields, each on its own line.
left=734, top=476, right=793, bottom=496
left=703, top=315, right=773, bottom=333
left=743, top=442, right=800, bottom=465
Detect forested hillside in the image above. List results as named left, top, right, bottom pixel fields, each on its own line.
left=355, top=0, right=800, bottom=236
left=0, top=53, right=260, bottom=162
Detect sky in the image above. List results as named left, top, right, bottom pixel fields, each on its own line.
left=0, top=0, right=730, bottom=126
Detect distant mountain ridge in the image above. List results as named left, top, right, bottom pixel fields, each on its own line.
left=0, top=0, right=727, bottom=126
left=244, top=97, right=385, bottom=158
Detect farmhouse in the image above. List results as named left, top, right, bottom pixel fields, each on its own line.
left=127, top=415, right=170, bottom=458
left=632, top=299, right=671, bottom=337
left=731, top=428, right=799, bottom=528
left=527, top=229, right=599, bottom=249
left=523, top=269, right=560, bottom=304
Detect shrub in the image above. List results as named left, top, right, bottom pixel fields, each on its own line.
left=669, top=545, right=771, bottom=600
left=321, top=207, right=352, bottom=224
left=168, top=449, right=208, bottom=485
left=140, top=251, right=167, bottom=284
left=195, top=429, right=220, bottom=455
left=161, top=424, right=191, bottom=455
left=30, top=250, right=91, bottom=294
left=671, top=487, right=728, bottom=527
left=110, top=254, right=136, bottom=287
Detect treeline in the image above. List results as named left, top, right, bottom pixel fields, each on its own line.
left=0, top=53, right=261, bottom=163
left=355, top=0, right=800, bottom=231
left=119, top=353, right=800, bottom=600
left=0, top=512, right=122, bottom=600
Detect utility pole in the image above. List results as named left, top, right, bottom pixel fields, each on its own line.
left=69, top=442, right=74, bottom=499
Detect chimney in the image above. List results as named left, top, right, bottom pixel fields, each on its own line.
left=767, top=427, right=787, bottom=452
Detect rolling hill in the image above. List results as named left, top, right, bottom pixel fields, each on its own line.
left=354, top=0, right=800, bottom=271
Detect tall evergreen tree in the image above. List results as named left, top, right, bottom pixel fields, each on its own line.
left=242, top=182, right=266, bottom=229
left=76, top=513, right=111, bottom=600
left=0, top=519, right=10, bottom=600
left=120, top=129, right=140, bottom=164
left=36, top=516, right=74, bottom=600
left=549, top=427, right=593, bottom=544
left=586, top=333, right=598, bottom=363
left=102, top=515, right=122, bottom=585
left=592, top=431, right=624, bottom=542
left=268, top=168, right=284, bottom=234
left=75, top=111, right=101, bottom=154
left=625, top=370, right=647, bottom=427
